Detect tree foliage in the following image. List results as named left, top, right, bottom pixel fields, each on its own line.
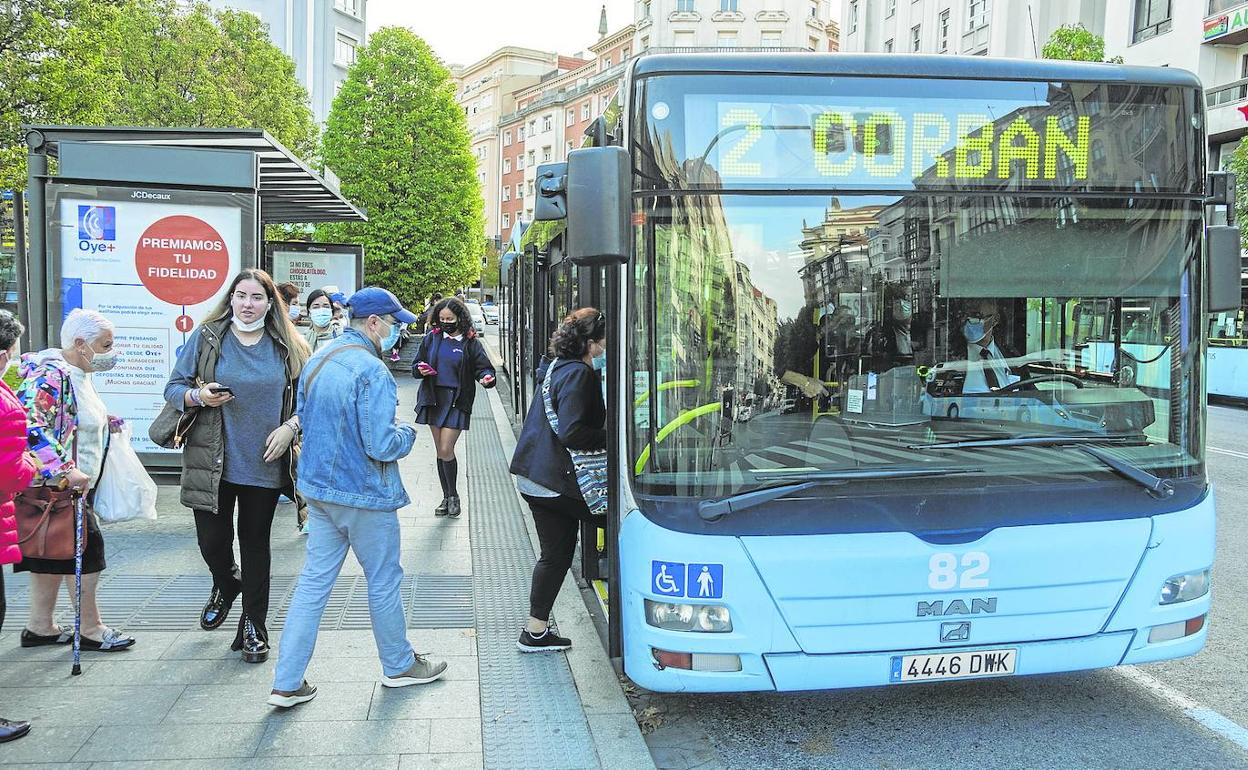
left=1041, top=24, right=1124, bottom=64
left=0, top=0, right=317, bottom=191
left=316, top=28, right=484, bottom=308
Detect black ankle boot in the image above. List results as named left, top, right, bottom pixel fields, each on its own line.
left=241, top=616, right=268, bottom=663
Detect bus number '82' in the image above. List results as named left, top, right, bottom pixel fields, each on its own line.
left=928, top=552, right=990, bottom=590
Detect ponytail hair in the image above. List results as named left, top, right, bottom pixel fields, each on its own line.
left=548, top=307, right=605, bottom=359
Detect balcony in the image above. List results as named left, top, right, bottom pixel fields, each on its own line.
left=755, top=10, right=789, bottom=21
left=669, top=10, right=701, bottom=21
left=1205, top=3, right=1248, bottom=45
left=1205, top=77, right=1248, bottom=140
left=711, top=10, right=746, bottom=22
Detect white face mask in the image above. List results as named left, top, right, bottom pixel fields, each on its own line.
left=2, top=345, right=18, bottom=375
left=83, top=341, right=117, bottom=372
left=233, top=314, right=267, bottom=333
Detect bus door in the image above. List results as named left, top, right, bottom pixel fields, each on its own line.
left=574, top=264, right=611, bottom=591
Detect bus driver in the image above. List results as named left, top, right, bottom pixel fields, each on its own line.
left=962, top=300, right=1019, bottom=393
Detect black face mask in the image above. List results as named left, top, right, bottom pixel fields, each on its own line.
left=439, top=322, right=458, bottom=335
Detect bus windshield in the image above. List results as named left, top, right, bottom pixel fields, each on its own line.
left=628, top=191, right=1204, bottom=497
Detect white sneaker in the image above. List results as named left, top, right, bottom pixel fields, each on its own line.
left=381, top=654, right=448, bottom=688
left=268, top=680, right=317, bottom=708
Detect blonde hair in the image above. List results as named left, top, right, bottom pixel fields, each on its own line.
left=204, top=268, right=310, bottom=376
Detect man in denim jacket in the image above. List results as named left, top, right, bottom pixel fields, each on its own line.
left=268, top=287, right=447, bottom=708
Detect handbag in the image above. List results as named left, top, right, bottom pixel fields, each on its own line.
left=541, top=360, right=608, bottom=517
left=13, top=485, right=80, bottom=560
left=149, top=401, right=199, bottom=449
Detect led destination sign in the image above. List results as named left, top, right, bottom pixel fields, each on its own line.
left=646, top=75, right=1198, bottom=193
left=716, top=106, right=1091, bottom=185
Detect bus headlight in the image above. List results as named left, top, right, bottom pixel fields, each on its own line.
left=1159, top=569, right=1210, bottom=605
left=645, top=600, right=733, bottom=633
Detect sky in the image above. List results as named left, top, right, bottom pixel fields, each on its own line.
left=368, top=0, right=637, bottom=68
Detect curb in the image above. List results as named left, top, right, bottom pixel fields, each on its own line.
left=484, top=384, right=659, bottom=770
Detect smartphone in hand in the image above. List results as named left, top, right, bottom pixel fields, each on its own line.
left=209, top=386, right=234, bottom=396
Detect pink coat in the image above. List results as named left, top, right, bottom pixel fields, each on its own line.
left=0, top=379, right=35, bottom=565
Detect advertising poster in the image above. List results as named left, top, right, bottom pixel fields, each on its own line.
left=267, top=241, right=363, bottom=297
left=49, top=183, right=256, bottom=455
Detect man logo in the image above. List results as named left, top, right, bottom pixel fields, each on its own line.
left=940, top=621, right=971, bottom=643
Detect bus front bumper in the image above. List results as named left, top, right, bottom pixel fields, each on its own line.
left=628, top=627, right=1208, bottom=693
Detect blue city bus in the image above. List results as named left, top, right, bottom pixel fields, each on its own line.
left=503, top=53, right=1240, bottom=692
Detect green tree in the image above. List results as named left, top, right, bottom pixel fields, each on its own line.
left=316, top=27, right=483, bottom=307
left=0, top=0, right=317, bottom=191
left=1041, top=24, right=1124, bottom=64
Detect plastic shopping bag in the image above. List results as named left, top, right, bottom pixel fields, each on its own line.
left=94, top=425, right=158, bottom=524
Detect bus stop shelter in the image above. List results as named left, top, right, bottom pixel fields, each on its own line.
left=14, top=125, right=367, bottom=466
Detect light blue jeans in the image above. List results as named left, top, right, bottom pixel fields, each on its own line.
left=272, top=499, right=416, bottom=691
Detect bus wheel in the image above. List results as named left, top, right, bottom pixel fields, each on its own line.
left=947, top=404, right=960, bottom=419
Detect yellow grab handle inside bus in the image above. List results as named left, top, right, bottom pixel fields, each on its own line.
left=633, top=379, right=700, bottom=407
left=633, top=401, right=722, bottom=476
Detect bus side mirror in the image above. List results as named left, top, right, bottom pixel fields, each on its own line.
left=567, top=146, right=630, bottom=266
left=1207, top=225, right=1242, bottom=313
left=533, top=163, right=568, bottom=222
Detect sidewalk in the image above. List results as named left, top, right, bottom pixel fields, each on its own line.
left=0, top=379, right=656, bottom=770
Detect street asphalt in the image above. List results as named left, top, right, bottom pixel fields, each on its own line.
left=638, top=402, right=1248, bottom=770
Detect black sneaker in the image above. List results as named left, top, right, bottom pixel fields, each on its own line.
left=517, top=626, right=571, bottom=653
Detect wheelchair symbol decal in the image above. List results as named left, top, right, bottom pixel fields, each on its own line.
left=651, top=561, right=685, bottom=597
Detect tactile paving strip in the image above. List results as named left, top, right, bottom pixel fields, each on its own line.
left=4, top=573, right=473, bottom=631
left=467, top=386, right=601, bottom=770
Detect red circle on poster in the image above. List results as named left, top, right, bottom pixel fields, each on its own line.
left=175, top=315, right=194, bottom=333
left=135, top=216, right=230, bottom=306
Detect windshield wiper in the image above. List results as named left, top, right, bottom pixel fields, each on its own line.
left=909, top=434, right=1173, bottom=499
left=697, top=467, right=985, bottom=522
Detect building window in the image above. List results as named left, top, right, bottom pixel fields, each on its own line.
left=762, top=29, right=783, bottom=45
left=503, top=158, right=511, bottom=173
left=811, top=0, right=819, bottom=18
left=529, top=119, right=537, bottom=136
left=675, top=29, right=696, bottom=47
left=503, top=130, right=512, bottom=146
left=335, top=31, right=358, bottom=67
left=884, top=38, right=894, bottom=52
left=849, top=1, right=858, bottom=33
left=503, top=213, right=511, bottom=229
left=641, top=35, right=650, bottom=49
left=939, top=9, right=950, bottom=52
left=543, top=115, right=553, bottom=132
left=528, top=150, right=535, bottom=165
left=720, top=0, right=738, bottom=10
left=967, top=0, right=989, bottom=31
left=808, top=35, right=820, bottom=50
left=334, top=0, right=360, bottom=16
left=911, top=24, right=921, bottom=51
left=643, top=0, right=651, bottom=18
left=622, top=47, right=631, bottom=59
left=517, top=184, right=524, bottom=200
left=503, top=186, right=510, bottom=202
left=542, top=146, right=552, bottom=162
left=885, top=0, right=896, bottom=17
left=527, top=180, right=535, bottom=195
left=517, top=155, right=525, bottom=169
left=566, top=140, right=574, bottom=155
left=566, top=108, right=575, bottom=126
left=582, top=102, right=591, bottom=120
left=677, top=0, right=695, bottom=10
left=1133, top=0, right=1172, bottom=43
left=717, top=30, right=738, bottom=46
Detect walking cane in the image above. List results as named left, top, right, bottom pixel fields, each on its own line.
left=71, top=494, right=84, bottom=676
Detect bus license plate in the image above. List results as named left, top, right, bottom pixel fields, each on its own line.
left=889, top=649, right=1017, bottom=683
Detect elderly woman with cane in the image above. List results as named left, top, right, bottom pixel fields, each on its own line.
left=14, top=308, right=134, bottom=654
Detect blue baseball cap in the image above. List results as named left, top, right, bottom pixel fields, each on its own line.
left=345, top=287, right=418, bottom=324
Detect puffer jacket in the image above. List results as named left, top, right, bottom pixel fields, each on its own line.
left=0, top=380, right=36, bottom=565
left=162, top=319, right=299, bottom=514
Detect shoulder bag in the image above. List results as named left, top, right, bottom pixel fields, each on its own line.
left=541, top=360, right=608, bottom=517
left=15, top=368, right=82, bottom=560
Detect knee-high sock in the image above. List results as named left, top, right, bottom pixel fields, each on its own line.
left=445, top=458, right=459, bottom=498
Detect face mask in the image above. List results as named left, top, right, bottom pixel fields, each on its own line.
left=288, top=305, right=301, bottom=320
left=2, top=346, right=17, bottom=375
left=963, top=319, right=986, bottom=346
left=379, top=321, right=400, bottom=352
left=440, top=322, right=458, bottom=335
left=85, top=342, right=118, bottom=372
left=310, top=308, right=333, bottom=328
left=592, top=350, right=607, bottom=371
left=233, top=314, right=267, bottom=333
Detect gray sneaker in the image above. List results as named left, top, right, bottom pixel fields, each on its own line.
left=381, top=654, right=448, bottom=688
left=267, top=680, right=318, bottom=708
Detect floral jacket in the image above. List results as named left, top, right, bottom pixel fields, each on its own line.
left=15, top=351, right=78, bottom=481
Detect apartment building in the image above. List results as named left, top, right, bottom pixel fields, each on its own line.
left=498, top=27, right=633, bottom=240
left=454, top=48, right=564, bottom=251
left=634, top=0, right=836, bottom=52
left=839, top=0, right=1103, bottom=57
left=195, top=0, right=367, bottom=124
